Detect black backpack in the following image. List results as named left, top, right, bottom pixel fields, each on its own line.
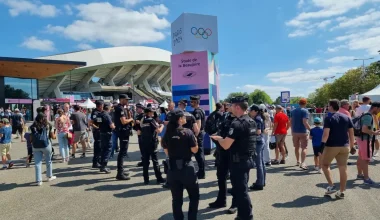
left=205, top=111, right=221, bottom=135
left=352, top=112, right=372, bottom=137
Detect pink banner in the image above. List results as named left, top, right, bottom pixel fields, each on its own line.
left=171, top=51, right=209, bottom=88
left=5, top=99, right=33, bottom=104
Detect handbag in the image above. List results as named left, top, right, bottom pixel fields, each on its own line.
left=66, top=132, right=73, bottom=139
left=269, top=135, right=277, bottom=150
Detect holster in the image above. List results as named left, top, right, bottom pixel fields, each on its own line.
left=168, top=159, right=192, bottom=171
left=231, top=153, right=254, bottom=163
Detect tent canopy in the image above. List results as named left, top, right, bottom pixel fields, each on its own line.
left=160, top=100, right=168, bottom=108
left=79, top=98, right=96, bottom=109
left=359, top=84, right=380, bottom=102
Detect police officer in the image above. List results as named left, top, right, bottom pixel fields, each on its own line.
left=177, top=99, right=200, bottom=136
left=114, top=94, right=133, bottom=180
left=98, top=103, right=116, bottom=173
left=211, top=96, right=256, bottom=220
left=140, top=107, right=165, bottom=184
left=133, top=103, right=145, bottom=167
left=161, top=109, right=199, bottom=220
left=89, top=100, right=103, bottom=168
left=190, top=95, right=206, bottom=179
left=209, top=104, right=238, bottom=214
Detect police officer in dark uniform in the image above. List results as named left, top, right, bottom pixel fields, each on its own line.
left=114, top=94, right=133, bottom=180
left=190, top=95, right=206, bottom=179
left=211, top=96, right=256, bottom=220
left=209, top=104, right=238, bottom=214
left=140, top=107, right=165, bottom=184
left=161, top=109, right=199, bottom=220
left=98, top=103, right=116, bottom=173
left=177, top=99, right=200, bottom=136
left=133, top=103, right=145, bottom=167
left=89, top=100, right=103, bottom=168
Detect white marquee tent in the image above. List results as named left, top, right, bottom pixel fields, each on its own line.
left=79, top=98, right=96, bottom=109
left=359, top=84, right=380, bottom=101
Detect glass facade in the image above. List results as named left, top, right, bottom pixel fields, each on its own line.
left=4, top=77, right=38, bottom=99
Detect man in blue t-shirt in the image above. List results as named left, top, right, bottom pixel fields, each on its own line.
left=0, top=118, right=14, bottom=169
left=290, top=98, right=311, bottom=170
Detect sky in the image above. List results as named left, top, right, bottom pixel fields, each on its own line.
left=1, top=0, right=380, bottom=101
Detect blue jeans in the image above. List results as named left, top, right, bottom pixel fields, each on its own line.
left=255, top=140, right=266, bottom=186
left=263, top=134, right=271, bottom=163
left=58, top=132, right=69, bottom=159
left=111, top=130, right=119, bottom=157
left=33, top=144, right=53, bottom=182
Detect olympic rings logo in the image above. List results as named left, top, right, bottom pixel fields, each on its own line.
left=191, top=27, right=212, bottom=39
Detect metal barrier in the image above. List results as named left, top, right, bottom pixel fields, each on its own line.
left=308, top=113, right=326, bottom=125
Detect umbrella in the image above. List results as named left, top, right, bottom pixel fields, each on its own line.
left=79, top=98, right=96, bottom=109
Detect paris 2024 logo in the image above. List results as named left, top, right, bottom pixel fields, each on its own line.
left=191, top=27, right=212, bottom=39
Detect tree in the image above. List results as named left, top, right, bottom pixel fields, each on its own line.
left=4, top=85, right=30, bottom=99
left=308, top=61, right=380, bottom=107
left=222, top=92, right=250, bottom=103
left=290, top=97, right=302, bottom=104
left=273, top=96, right=281, bottom=105
left=249, top=89, right=272, bottom=104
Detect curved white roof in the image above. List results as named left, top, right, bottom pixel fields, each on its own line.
left=39, top=46, right=171, bottom=68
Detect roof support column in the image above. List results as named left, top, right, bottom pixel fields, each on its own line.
left=42, top=75, right=68, bottom=98
left=103, top=66, right=124, bottom=86
left=161, top=74, right=171, bottom=92
left=74, top=69, right=99, bottom=91
left=135, top=65, right=162, bottom=86
left=117, top=64, right=145, bottom=86
left=164, top=77, right=171, bottom=92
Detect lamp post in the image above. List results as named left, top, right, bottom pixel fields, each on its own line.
left=353, top=57, right=374, bottom=77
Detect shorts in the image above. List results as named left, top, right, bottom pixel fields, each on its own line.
left=275, top=134, right=286, bottom=144
left=292, top=133, right=308, bottom=149
left=322, top=146, right=350, bottom=166
left=12, top=125, right=23, bottom=134
left=0, top=143, right=11, bottom=156
left=270, top=116, right=274, bottom=122
left=74, top=131, right=87, bottom=143
left=27, top=146, right=33, bottom=155
left=312, top=146, right=323, bottom=156
left=357, top=138, right=372, bottom=161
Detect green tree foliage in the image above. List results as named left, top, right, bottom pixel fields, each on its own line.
left=221, top=92, right=249, bottom=103
left=4, top=85, right=30, bottom=99
left=273, top=96, right=281, bottom=105
left=308, top=62, right=380, bottom=107
left=290, top=97, right=302, bottom=104
left=249, top=89, right=273, bottom=104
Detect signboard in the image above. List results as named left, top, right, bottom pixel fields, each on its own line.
left=171, top=13, right=219, bottom=55
left=281, top=91, right=290, bottom=103
left=5, top=99, right=33, bottom=104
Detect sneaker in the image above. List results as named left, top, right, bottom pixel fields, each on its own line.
left=370, top=158, right=374, bottom=162
left=80, top=153, right=86, bottom=158
left=156, top=178, right=166, bottom=184
left=364, top=178, right=376, bottom=185
left=116, top=173, right=131, bottom=181
left=47, top=176, right=57, bottom=182
left=37, top=181, right=43, bottom=186
left=296, top=162, right=300, bottom=166
left=373, top=150, right=379, bottom=157
left=280, top=160, right=286, bottom=164
left=325, top=185, right=337, bottom=195
left=8, top=162, right=14, bottom=169
left=314, top=166, right=319, bottom=171
left=272, top=160, right=280, bottom=165
left=265, top=162, right=272, bottom=167
left=71, top=154, right=76, bottom=159
left=1, top=166, right=7, bottom=170
left=335, top=191, right=345, bottom=199
left=100, top=168, right=111, bottom=174
left=356, top=174, right=365, bottom=180
left=300, top=163, right=308, bottom=170
left=318, top=169, right=322, bottom=174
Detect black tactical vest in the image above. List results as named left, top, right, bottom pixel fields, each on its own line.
left=230, top=115, right=257, bottom=157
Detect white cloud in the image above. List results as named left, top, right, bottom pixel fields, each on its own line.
left=21, top=36, right=55, bottom=51
left=46, top=2, right=170, bottom=46
left=326, top=45, right=347, bottom=52
left=142, top=4, right=169, bottom=15
left=64, top=4, right=73, bottom=15
left=238, top=85, right=291, bottom=100
left=297, top=0, right=305, bottom=8
left=289, top=29, right=312, bottom=38
left=266, top=66, right=352, bottom=84
left=121, top=0, right=145, bottom=6
left=307, top=58, right=320, bottom=64
left=326, top=56, right=355, bottom=63
left=0, top=0, right=59, bottom=17
left=317, top=20, right=332, bottom=28
left=77, top=43, right=93, bottom=50
left=220, top=73, right=238, bottom=77
left=332, top=10, right=380, bottom=30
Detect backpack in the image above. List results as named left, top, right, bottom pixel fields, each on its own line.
left=31, top=125, right=50, bottom=148
left=352, top=112, right=372, bottom=137
left=205, top=111, right=221, bottom=135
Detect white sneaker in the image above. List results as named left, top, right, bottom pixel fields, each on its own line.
left=318, top=169, right=322, bottom=174
left=370, top=158, right=375, bottom=163
left=314, top=166, right=319, bottom=171
left=37, top=181, right=43, bottom=186
left=373, top=150, right=379, bottom=157
left=47, top=176, right=57, bottom=182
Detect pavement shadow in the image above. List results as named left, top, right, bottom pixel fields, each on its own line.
left=158, top=208, right=228, bottom=220
left=114, top=186, right=165, bottom=198
left=86, top=182, right=145, bottom=192
left=316, top=179, right=380, bottom=190
left=0, top=182, right=35, bottom=191
left=51, top=177, right=113, bottom=187
left=272, top=195, right=335, bottom=208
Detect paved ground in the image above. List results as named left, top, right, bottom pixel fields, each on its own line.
left=1, top=132, right=380, bottom=220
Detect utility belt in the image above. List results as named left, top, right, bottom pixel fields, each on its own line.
left=100, top=132, right=112, bottom=135
left=230, top=152, right=254, bottom=163
left=167, top=158, right=193, bottom=170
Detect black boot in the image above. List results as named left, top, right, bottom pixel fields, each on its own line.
left=116, top=172, right=131, bottom=180
left=208, top=200, right=227, bottom=209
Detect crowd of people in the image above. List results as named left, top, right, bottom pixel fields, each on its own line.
left=1, top=94, right=380, bottom=220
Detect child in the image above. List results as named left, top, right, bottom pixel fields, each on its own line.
left=24, top=129, right=33, bottom=168
left=309, top=117, right=323, bottom=173
left=0, top=118, right=13, bottom=169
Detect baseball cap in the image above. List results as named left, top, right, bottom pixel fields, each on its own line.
left=259, top=104, right=266, bottom=110
left=1, top=118, right=9, bottom=124
left=314, top=117, right=322, bottom=124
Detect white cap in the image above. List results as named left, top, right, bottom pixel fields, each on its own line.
left=259, top=104, right=266, bottom=110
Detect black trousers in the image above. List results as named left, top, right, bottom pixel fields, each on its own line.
left=92, top=129, right=101, bottom=165
left=168, top=164, right=199, bottom=220
left=100, top=133, right=112, bottom=168
left=194, top=132, right=205, bottom=174
left=215, top=146, right=231, bottom=204
left=116, top=129, right=130, bottom=173
left=138, top=135, right=143, bottom=161
left=230, top=159, right=254, bottom=220
left=141, top=143, right=162, bottom=182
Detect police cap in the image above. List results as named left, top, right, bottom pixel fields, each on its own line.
left=95, top=100, right=104, bottom=106
left=103, top=102, right=111, bottom=107
left=147, top=103, right=152, bottom=107
left=230, top=96, right=248, bottom=104
left=144, top=107, right=155, bottom=113
left=135, top=103, right=144, bottom=109
left=190, top=95, right=200, bottom=101
left=169, top=109, right=185, bottom=123
left=249, top=104, right=260, bottom=112
left=178, top=98, right=188, bottom=105
left=119, top=94, right=131, bottom=100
